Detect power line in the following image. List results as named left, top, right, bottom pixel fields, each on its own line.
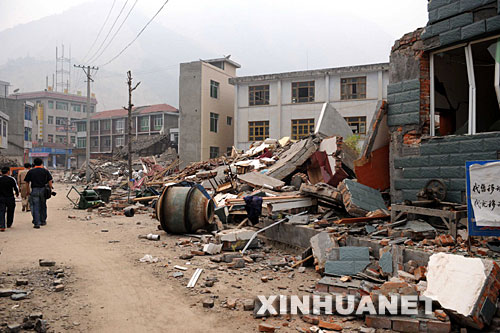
left=99, top=0, right=170, bottom=67
left=87, top=0, right=130, bottom=63
left=89, top=0, right=139, bottom=64
left=82, top=0, right=117, bottom=62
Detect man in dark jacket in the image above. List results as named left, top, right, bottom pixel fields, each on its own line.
left=25, top=158, right=53, bottom=229
left=0, top=166, right=20, bottom=231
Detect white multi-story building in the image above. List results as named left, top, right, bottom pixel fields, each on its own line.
left=229, top=63, right=389, bottom=150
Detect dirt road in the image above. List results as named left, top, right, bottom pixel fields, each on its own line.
left=0, top=183, right=240, bottom=332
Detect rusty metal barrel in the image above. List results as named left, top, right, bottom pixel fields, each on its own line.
left=156, top=185, right=214, bottom=234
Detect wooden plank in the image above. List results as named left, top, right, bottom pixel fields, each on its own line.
left=132, top=195, right=159, bottom=202
left=334, top=215, right=390, bottom=224
left=391, top=204, right=461, bottom=219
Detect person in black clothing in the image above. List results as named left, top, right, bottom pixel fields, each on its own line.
left=0, top=166, right=19, bottom=231
left=25, top=158, right=53, bottom=229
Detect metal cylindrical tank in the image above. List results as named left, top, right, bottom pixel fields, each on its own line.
left=156, top=186, right=214, bottom=234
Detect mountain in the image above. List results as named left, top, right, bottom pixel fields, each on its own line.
left=0, top=0, right=404, bottom=111
left=0, top=1, right=212, bottom=109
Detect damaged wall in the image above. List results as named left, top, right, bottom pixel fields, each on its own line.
left=388, top=1, right=500, bottom=204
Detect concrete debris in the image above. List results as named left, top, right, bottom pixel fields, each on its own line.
left=314, top=103, right=353, bottom=140
left=338, top=179, right=387, bottom=217
left=424, top=253, right=500, bottom=329
left=266, top=136, right=319, bottom=180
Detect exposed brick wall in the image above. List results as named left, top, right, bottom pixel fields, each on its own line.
left=422, top=0, right=499, bottom=49
left=388, top=1, right=500, bottom=204
left=393, top=132, right=500, bottom=203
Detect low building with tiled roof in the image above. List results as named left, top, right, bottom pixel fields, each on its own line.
left=74, top=103, right=178, bottom=164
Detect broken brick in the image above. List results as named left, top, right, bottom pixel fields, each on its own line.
left=318, top=320, right=342, bottom=331
left=414, top=266, right=427, bottom=281
left=302, top=314, right=319, bottom=325
left=365, top=315, right=392, bottom=329
left=392, top=317, right=420, bottom=333
left=258, top=323, right=276, bottom=332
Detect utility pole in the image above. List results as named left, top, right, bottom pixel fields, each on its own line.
left=74, top=64, right=98, bottom=183
left=124, top=71, right=140, bottom=189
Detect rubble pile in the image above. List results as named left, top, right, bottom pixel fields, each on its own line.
left=68, top=121, right=500, bottom=331
left=0, top=154, right=19, bottom=168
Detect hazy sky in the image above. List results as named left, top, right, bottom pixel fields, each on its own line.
left=1, top=0, right=428, bottom=39
left=0, top=0, right=429, bottom=109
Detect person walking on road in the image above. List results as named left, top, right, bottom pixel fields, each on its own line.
left=0, top=166, right=20, bottom=231
left=25, top=158, right=53, bottom=229
left=17, top=163, right=32, bottom=212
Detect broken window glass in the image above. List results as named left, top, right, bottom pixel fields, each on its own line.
left=433, top=47, right=469, bottom=136
left=474, top=39, right=500, bottom=133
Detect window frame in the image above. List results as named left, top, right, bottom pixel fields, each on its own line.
left=209, top=146, right=219, bottom=159
left=210, top=80, right=220, bottom=99
left=430, top=35, right=500, bottom=136
left=344, top=116, right=367, bottom=135
left=248, top=121, right=270, bottom=141
left=139, top=116, right=149, bottom=132
left=227, top=116, right=232, bottom=126
left=341, top=76, right=367, bottom=100
left=153, top=115, right=163, bottom=131
left=292, top=81, right=315, bottom=103
left=77, top=137, right=86, bottom=148
left=249, top=85, right=270, bottom=106
left=291, top=118, right=315, bottom=140
left=210, top=112, right=219, bottom=133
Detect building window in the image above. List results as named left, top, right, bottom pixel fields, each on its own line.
left=210, top=146, right=219, bottom=159
left=48, top=134, right=53, bottom=143
left=70, top=136, right=75, bottom=144
left=291, top=119, right=315, bottom=140
left=56, top=101, right=68, bottom=110
left=115, top=119, right=125, bottom=133
left=24, top=105, right=32, bottom=121
left=210, top=80, right=219, bottom=99
left=153, top=115, right=163, bottom=131
left=227, top=116, right=232, bottom=126
left=71, top=104, right=81, bottom=112
left=248, top=121, right=269, bottom=141
left=48, top=100, right=54, bottom=109
left=431, top=37, right=500, bottom=136
left=344, top=116, right=367, bottom=135
left=56, top=135, right=66, bottom=144
left=24, top=127, right=32, bottom=141
left=341, top=77, right=366, bottom=100
left=226, top=147, right=232, bottom=155
left=77, top=122, right=86, bottom=132
left=2, top=121, right=5, bottom=137
left=90, top=137, right=98, bottom=147
left=55, top=117, right=66, bottom=126
left=91, top=106, right=95, bottom=113
left=48, top=116, right=54, bottom=124
left=292, top=81, right=315, bottom=103
left=102, top=137, right=111, bottom=148
left=101, top=120, right=111, bottom=131
left=116, top=136, right=124, bottom=147
left=90, top=121, right=99, bottom=132
left=139, top=116, right=149, bottom=132
left=77, top=137, right=86, bottom=148
left=210, top=113, right=219, bottom=133
left=249, top=85, right=270, bottom=106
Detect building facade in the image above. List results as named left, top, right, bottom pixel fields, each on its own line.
left=388, top=0, right=500, bottom=203
left=229, top=64, right=389, bottom=150
left=179, top=57, right=240, bottom=168
left=10, top=90, right=97, bottom=168
left=0, top=110, right=9, bottom=150
left=74, top=103, right=178, bottom=164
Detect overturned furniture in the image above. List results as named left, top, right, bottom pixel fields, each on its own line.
left=156, top=184, right=215, bottom=234
left=66, top=186, right=106, bottom=209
